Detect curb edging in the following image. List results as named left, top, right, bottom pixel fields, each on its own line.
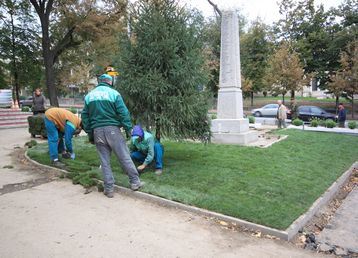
left=24, top=151, right=357, bottom=241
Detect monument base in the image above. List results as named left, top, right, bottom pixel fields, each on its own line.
left=211, top=118, right=258, bottom=145
left=211, top=131, right=258, bottom=145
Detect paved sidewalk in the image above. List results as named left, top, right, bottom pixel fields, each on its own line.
left=0, top=128, right=327, bottom=258
left=317, top=185, right=358, bottom=255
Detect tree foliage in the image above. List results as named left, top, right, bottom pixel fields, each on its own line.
left=264, top=43, right=305, bottom=102
left=28, top=0, right=126, bottom=106
left=241, top=19, right=273, bottom=104
left=116, top=0, right=210, bottom=140
left=0, top=0, right=42, bottom=99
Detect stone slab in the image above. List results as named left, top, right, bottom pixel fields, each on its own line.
left=211, top=130, right=258, bottom=145
left=216, top=88, right=245, bottom=119
left=288, top=125, right=358, bottom=135
left=317, top=185, right=358, bottom=253
left=211, top=118, right=249, bottom=133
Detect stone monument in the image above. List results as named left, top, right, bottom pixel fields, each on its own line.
left=211, top=10, right=258, bottom=145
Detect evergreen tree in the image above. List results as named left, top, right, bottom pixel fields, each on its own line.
left=116, top=0, right=210, bottom=140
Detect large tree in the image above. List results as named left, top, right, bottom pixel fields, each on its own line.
left=264, top=43, right=306, bottom=103
left=275, top=0, right=341, bottom=90
left=0, top=0, right=41, bottom=102
left=116, top=0, right=210, bottom=140
left=240, top=19, right=273, bottom=105
left=28, top=0, right=126, bottom=106
left=336, top=41, right=358, bottom=118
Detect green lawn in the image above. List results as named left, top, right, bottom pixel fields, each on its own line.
left=28, top=130, right=358, bottom=230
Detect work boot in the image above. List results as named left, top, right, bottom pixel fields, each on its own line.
left=104, top=191, right=114, bottom=198
left=130, top=181, right=145, bottom=191
left=52, top=160, right=66, bottom=169
left=155, top=169, right=162, bottom=176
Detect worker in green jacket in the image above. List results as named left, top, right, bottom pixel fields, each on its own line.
left=130, top=125, right=164, bottom=176
left=81, top=74, right=143, bottom=198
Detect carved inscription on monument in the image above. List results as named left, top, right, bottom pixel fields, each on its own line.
left=220, top=11, right=241, bottom=88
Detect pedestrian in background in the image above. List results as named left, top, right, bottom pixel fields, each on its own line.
left=338, top=103, right=346, bottom=128
left=32, top=88, right=46, bottom=115
left=277, top=100, right=287, bottom=129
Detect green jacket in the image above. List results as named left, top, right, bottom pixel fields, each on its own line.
left=82, top=83, right=132, bottom=140
left=130, top=131, right=155, bottom=165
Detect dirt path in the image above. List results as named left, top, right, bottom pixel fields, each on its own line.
left=0, top=128, right=328, bottom=258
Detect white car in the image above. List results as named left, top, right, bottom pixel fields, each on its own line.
left=251, top=103, right=291, bottom=118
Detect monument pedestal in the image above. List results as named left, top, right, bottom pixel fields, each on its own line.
left=211, top=119, right=258, bottom=145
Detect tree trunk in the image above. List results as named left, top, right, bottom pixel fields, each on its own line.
left=282, top=93, right=285, bottom=104
left=351, top=93, right=354, bottom=119
left=41, top=18, right=59, bottom=107
left=155, top=120, right=161, bottom=141
left=335, top=96, right=339, bottom=114
left=250, top=91, right=254, bottom=107
left=10, top=10, right=20, bottom=104
left=290, top=90, right=295, bottom=99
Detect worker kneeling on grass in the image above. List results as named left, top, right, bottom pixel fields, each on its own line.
left=130, top=125, right=164, bottom=175
left=44, top=107, right=82, bottom=168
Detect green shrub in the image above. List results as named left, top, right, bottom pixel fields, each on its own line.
left=248, top=116, right=255, bottom=124
left=27, top=114, right=47, bottom=137
left=310, top=119, right=319, bottom=127
left=67, top=107, right=77, bottom=114
left=292, top=118, right=303, bottom=126
left=348, top=121, right=357, bottom=129
left=318, top=119, right=326, bottom=127
left=210, top=113, right=217, bottom=120
left=21, top=106, right=30, bottom=112
left=325, top=119, right=336, bottom=128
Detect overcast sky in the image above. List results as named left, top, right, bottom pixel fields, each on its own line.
left=181, top=0, right=343, bottom=24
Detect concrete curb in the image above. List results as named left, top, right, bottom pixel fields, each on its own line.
left=286, top=161, right=358, bottom=240
left=24, top=151, right=357, bottom=241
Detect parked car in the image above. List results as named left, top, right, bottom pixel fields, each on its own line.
left=251, top=104, right=291, bottom=119
left=20, top=96, right=33, bottom=108
left=297, top=105, right=337, bottom=121
left=0, top=89, right=12, bottom=108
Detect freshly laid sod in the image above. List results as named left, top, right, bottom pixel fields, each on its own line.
left=28, top=130, right=358, bottom=230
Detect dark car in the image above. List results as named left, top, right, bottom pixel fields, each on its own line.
left=297, top=106, right=337, bottom=121
left=20, top=96, right=33, bottom=108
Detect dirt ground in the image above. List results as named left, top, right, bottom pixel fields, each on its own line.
left=0, top=128, right=330, bottom=258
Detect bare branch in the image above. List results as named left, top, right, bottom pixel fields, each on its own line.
left=207, top=0, right=221, bottom=17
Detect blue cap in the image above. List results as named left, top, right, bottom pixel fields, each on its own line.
left=131, top=125, right=144, bottom=139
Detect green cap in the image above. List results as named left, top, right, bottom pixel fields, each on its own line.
left=98, top=74, right=113, bottom=81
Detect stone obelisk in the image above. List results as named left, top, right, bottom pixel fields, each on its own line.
left=211, top=10, right=257, bottom=145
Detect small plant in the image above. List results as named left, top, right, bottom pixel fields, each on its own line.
left=325, top=119, right=336, bottom=128
left=248, top=116, right=255, bottom=124
left=210, top=113, right=217, bottom=120
left=292, top=118, right=303, bottom=126
left=318, top=119, right=326, bottom=127
left=67, top=107, right=77, bottom=114
left=310, top=119, right=319, bottom=127
left=348, top=121, right=357, bottom=129
left=25, top=139, right=38, bottom=148
left=21, top=106, right=30, bottom=112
